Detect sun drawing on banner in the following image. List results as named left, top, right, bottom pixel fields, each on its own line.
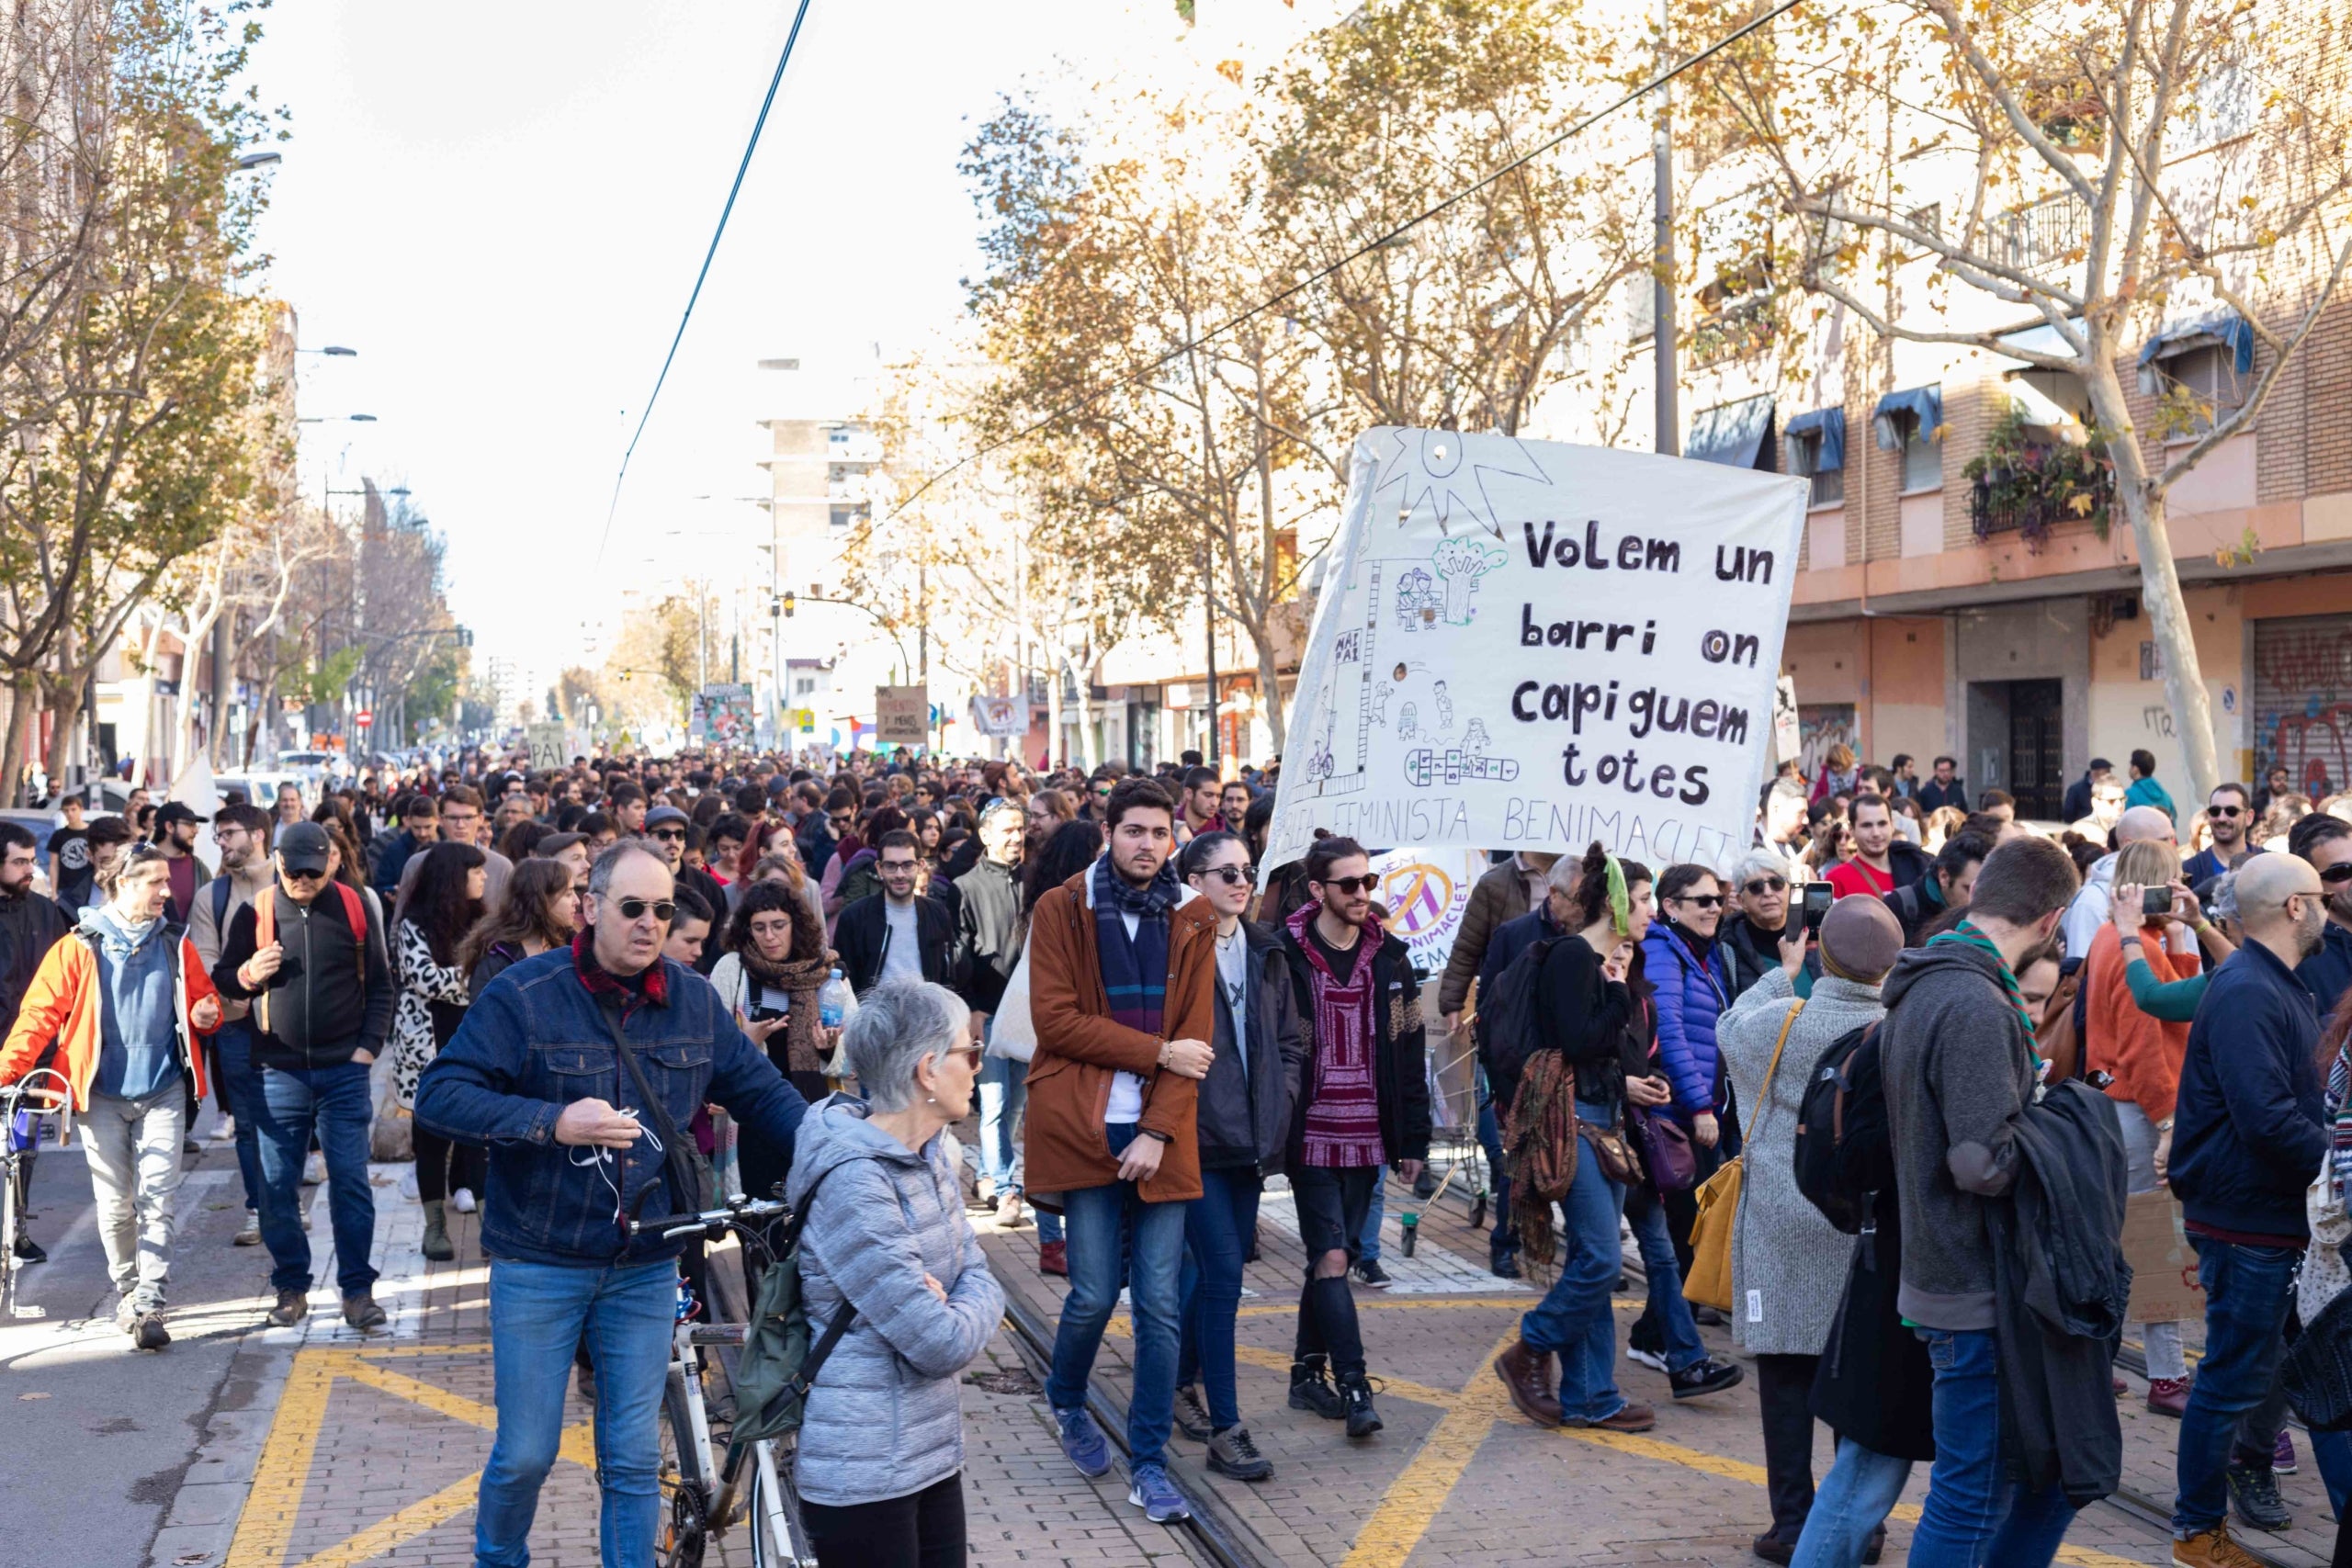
left=1363, top=426, right=1555, bottom=539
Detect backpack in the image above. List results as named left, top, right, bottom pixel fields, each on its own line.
left=1791, top=1020, right=1884, bottom=1235
left=1476, top=934, right=1562, bottom=1107
left=728, top=1163, right=858, bottom=1450
left=252, top=882, right=372, bottom=1036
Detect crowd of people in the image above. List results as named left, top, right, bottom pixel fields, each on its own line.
left=0, top=734, right=2347, bottom=1566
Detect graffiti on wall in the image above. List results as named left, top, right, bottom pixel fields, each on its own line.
left=2252, top=616, right=2352, bottom=800
left=1798, top=704, right=1857, bottom=778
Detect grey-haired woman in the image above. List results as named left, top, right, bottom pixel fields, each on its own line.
left=786, top=977, right=1005, bottom=1568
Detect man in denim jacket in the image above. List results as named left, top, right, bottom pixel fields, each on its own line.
left=415, top=841, right=808, bottom=1568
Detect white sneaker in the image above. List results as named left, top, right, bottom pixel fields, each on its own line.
left=398, top=1166, right=419, bottom=1201
left=449, top=1188, right=477, bottom=1214
left=302, top=1151, right=326, bottom=1187
left=1626, top=1345, right=1669, bottom=1373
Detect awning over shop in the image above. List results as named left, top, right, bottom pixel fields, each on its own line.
left=1872, top=385, right=1944, bottom=450
left=1687, top=393, right=1776, bottom=468
left=1783, top=407, right=1847, bottom=471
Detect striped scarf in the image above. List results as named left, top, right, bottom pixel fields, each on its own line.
left=1092, top=855, right=1175, bottom=1036
left=1926, top=919, right=2037, bottom=1041
left=1506, top=1051, right=1578, bottom=1271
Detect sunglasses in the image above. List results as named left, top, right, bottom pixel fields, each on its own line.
left=1196, top=863, right=1258, bottom=886
left=283, top=866, right=328, bottom=882
left=2209, top=804, right=2245, bottom=818
left=1742, top=876, right=1788, bottom=896
left=1679, top=893, right=1725, bottom=909
left=2323, top=863, right=2352, bottom=886
left=604, top=895, right=676, bottom=922
left=650, top=828, right=686, bottom=841
left=1318, top=874, right=1379, bottom=896
left=944, top=1044, right=986, bottom=1071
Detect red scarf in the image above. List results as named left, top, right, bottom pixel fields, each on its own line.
left=571, top=931, right=669, bottom=1020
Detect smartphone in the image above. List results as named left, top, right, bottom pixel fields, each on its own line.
left=2142, top=886, right=2174, bottom=918
left=1803, top=883, right=1834, bottom=931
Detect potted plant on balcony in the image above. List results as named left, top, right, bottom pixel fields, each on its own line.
left=1965, top=407, right=2113, bottom=550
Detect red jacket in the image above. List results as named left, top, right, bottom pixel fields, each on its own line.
left=0, top=927, right=218, bottom=1110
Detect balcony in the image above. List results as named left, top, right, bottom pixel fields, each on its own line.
left=1984, top=191, right=2092, bottom=282
left=1969, top=457, right=2114, bottom=550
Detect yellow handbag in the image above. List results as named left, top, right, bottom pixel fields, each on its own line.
left=1681, top=999, right=1801, bottom=1313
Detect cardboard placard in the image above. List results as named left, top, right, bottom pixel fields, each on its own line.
left=2122, top=1189, right=2204, bottom=1326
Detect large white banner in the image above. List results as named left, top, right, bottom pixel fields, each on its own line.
left=1266, top=429, right=1806, bottom=879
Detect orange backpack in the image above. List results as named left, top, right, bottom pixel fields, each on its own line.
left=252, top=883, right=371, bottom=1033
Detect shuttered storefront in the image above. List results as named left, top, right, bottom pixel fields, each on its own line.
left=2252, top=614, right=2352, bottom=799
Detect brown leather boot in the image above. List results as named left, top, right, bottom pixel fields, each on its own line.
left=1578, top=1401, right=1657, bottom=1434
left=1495, top=1339, right=1563, bottom=1426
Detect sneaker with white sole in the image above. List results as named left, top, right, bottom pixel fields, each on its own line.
left=232, top=1212, right=261, bottom=1247
left=1055, top=1404, right=1113, bottom=1479
left=302, top=1151, right=326, bottom=1186
left=449, top=1188, right=477, bottom=1214
left=1626, top=1345, right=1668, bottom=1373
left=1126, top=1461, right=1190, bottom=1524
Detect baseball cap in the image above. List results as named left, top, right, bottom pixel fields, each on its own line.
left=644, top=805, right=691, bottom=830
left=153, top=801, right=209, bottom=828
left=277, top=820, right=333, bottom=874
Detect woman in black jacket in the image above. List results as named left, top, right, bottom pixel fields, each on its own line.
left=1493, top=841, right=1679, bottom=1434
left=1170, top=831, right=1306, bottom=1481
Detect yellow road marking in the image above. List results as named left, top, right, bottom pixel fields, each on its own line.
left=227, top=1348, right=596, bottom=1568
left=1336, top=1332, right=1519, bottom=1568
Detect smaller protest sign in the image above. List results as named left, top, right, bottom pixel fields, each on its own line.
left=1367, top=847, right=1493, bottom=980
left=525, top=722, right=569, bottom=772
left=876, top=685, right=929, bottom=747
left=2121, top=1190, right=2202, bottom=1326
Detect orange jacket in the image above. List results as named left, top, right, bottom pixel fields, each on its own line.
left=2084, top=921, right=2191, bottom=1124
left=0, top=927, right=217, bottom=1111
left=1023, top=869, right=1216, bottom=1205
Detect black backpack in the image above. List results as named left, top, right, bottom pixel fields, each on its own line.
left=1476, top=935, right=1561, bottom=1107
left=1791, top=1021, right=1884, bottom=1235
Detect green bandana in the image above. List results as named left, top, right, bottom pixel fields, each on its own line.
left=1605, top=854, right=1631, bottom=936
left=1926, top=919, right=2041, bottom=1051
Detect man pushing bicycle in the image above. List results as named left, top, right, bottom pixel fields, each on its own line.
left=415, top=840, right=808, bottom=1568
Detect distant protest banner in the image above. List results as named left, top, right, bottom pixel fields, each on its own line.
left=876, top=684, right=930, bottom=747
left=1264, top=429, right=1806, bottom=880
left=690, top=683, right=756, bottom=749
left=970, top=694, right=1026, bottom=738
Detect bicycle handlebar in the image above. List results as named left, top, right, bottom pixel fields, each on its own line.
left=629, top=1195, right=787, bottom=1241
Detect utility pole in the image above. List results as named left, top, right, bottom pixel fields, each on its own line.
left=1652, top=0, right=1678, bottom=458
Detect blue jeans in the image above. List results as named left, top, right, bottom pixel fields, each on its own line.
left=1908, top=1327, right=2077, bottom=1567
left=1478, top=1070, right=1513, bottom=1252
left=977, top=1054, right=1026, bottom=1198
left=1792, top=1438, right=1913, bottom=1568
left=253, top=1061, right=378, bottom=1297
left=210, top=1021, right=265, bottom=1214
left=1046, top=1122, right=1187, bottom=1466
left=1178, top=1166, right=1262, bottom=1430
left=2175, top=1236, right=2352, bottom=1532
left=1360, top=1175, right=1384, bottom=1262
left=477, top=1258, right=675, bottom=1568
left=1518, top=1103, right=1631, bottom=1422
left=1626, top=1190, right=1706, bottom=1373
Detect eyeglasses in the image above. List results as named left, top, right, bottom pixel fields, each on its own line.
left=1197, top=863, right=1258, bottom=886
left=880, top=859, right=920, bottom=874
left=1318, top=874, right=1379, bottom=895
left=2322, top=863, right=2352, bottom=886
left=1679, top=893, right=1725, bottom=909
left=2209, top=804, right=2245, bottom=818
left=604, top=895, right=676, bottom=922
left=944, top=1044, right=986, bottom=1071
left=283, top=866, right=327, bottom=883
left=1742, top=876, right=1787, bottom=896
left=650, top=828, right=685, bottom=841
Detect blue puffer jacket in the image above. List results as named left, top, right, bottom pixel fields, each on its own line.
left=414, top=942, right=808, bottom=1267
left=1643, top=920, right=1732, bottom=1120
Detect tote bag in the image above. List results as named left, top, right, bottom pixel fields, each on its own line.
left=1683, top=1001, right=1800, bottom=1313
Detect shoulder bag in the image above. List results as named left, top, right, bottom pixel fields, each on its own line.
left=1683, top=999, right=1801, bottom=1313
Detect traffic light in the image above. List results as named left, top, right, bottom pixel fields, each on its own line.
left=782, top=592, right=796, bottom=618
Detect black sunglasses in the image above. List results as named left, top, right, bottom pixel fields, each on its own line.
left=2209, top=804, right=2245, bottom=818
left=1196, top=863, right=1258, bottom=886
left=1742, top=876, right=1788, bottom=896
left=604, top=895, right=676, bottom=922
left=1318, top=874, right=1379, bottom=895
left=1679, top=893, right=1725, bottom=909
left=283, top=866, right=328, bottom=882
left=650, top=828, right=686, bottom=841
left=2323, top=863, right=2352, bottom=886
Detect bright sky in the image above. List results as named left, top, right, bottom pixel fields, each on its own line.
left=246, top=1, right=1159, bottom=702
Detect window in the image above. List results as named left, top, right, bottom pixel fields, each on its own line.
left=830, top=504, right=866, bottom=530
left=1900, top=414, right=1942, bottom=491
left=1788, top=430, right=1844, bottom=507
left=794, top=677, right=816, bottom=697
left=2153, top=343, right=2245, bottom=437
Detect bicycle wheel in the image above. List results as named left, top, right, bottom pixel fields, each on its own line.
left=745, top=1441, right=815, bottom=1568
left=655, top=1370, right=710, bottom=1568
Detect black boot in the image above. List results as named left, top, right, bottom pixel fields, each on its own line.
left=1288, top=1354, right=1343, bottom=1418
left=1339, top=1371, right=1384, bottom=1438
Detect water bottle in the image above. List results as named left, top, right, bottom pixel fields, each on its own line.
left=819, top=968, right=854, bottom=1031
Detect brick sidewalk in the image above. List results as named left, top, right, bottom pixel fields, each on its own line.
left=167, top=1176, right=1211, bottom=1568
left=976, top=1162, right=2278, bottom=1568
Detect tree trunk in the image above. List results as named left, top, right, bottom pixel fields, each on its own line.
left=1256, top=631, right=1287, bottom=754
left=1066, top=649, right=1102, bottom=772
left=0, top=669, right=36, bottom=807
left=43, top=675, right=79, bottom=795
left=1046, top=659, right=1063, bottom=769
left=2088, top=367, right=2222, bottom=805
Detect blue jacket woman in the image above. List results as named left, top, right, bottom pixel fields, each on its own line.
left=1641, top=868, right=1734, bottom=1125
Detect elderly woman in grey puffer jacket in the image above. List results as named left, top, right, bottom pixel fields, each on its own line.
left=786, top=976, right=1005, bottom=1567
left=1714, top=896, right=1902, bottom=1563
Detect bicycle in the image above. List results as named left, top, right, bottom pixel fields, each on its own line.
left=0, top=1070, right=71, bottom=1321
left=634, top=1193, right=818, bottom=1568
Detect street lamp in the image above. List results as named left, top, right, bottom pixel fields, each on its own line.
left=235, top=151, right=281, bottom=171
left=298, top=414, right=377, bottom=423
left=298, top=345, right=358, bottom=357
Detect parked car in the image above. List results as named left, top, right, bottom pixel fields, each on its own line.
left=215, top=772, right=310, bottom=818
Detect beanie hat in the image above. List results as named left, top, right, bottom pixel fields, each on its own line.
left=1819, top=895, right=1903, bottom=984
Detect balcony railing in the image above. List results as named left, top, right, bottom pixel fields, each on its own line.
left=1984, top=191, right=2092, bottom=280
left=1970, top=459, right=2113, bottom=549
